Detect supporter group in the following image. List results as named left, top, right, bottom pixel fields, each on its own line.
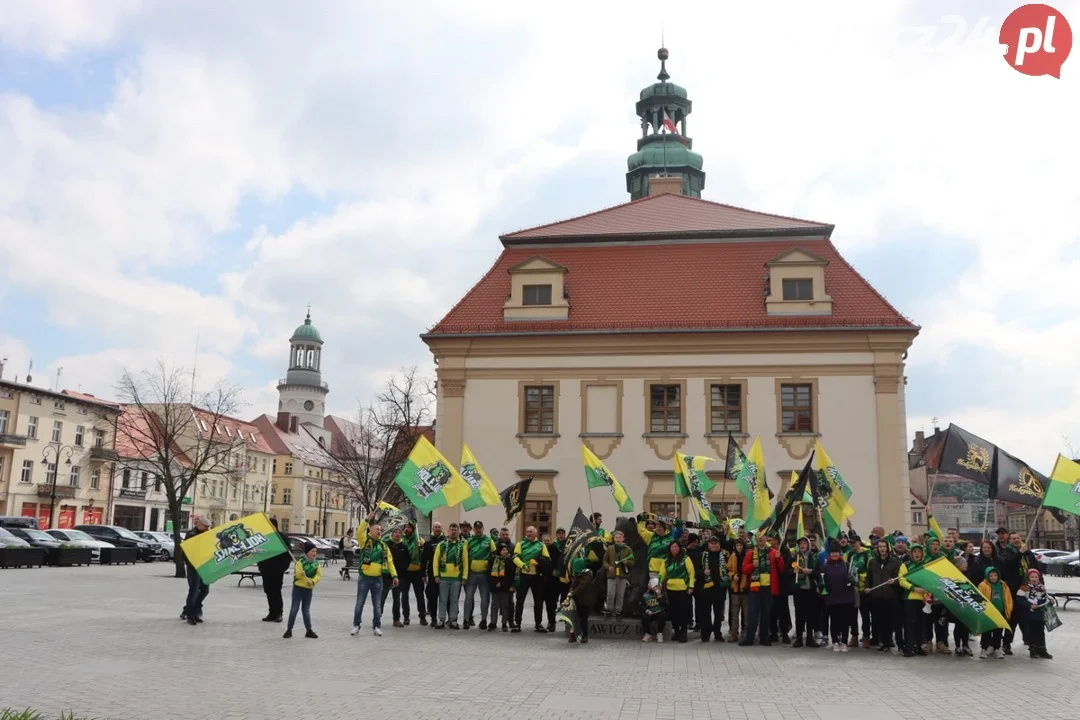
left=178, top=510, right=1055, bottom=660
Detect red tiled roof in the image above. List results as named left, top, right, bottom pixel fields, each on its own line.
left=61, top=390, right=120, bottom=408
left=114, top=406, right=194, bottom=468
left=192, top=408, right=275, bottom=455
left=501, top=192, right=832, bottom=243
left=428, top=237, right=915, bottom=336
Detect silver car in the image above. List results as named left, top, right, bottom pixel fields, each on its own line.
left=46, top=529, right=116, bottom=561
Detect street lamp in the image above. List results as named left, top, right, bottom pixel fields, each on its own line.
left=41, top=443, right=77, bottom=530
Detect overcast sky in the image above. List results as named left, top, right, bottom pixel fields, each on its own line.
left=1, top=0, right=1078, bottom=472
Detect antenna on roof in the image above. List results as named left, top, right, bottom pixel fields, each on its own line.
left=191, top=334, right=200, bottom=398
left=26, top=358, right=33, bottom=384
left=55, top=366, right=63, bottom=392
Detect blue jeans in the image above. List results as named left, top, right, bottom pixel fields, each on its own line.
left=287, top=586, right=313, bottom=631
left=744, top=590, right=773, bottom=644
left=354, top=575, right=384, bottom=628
left=183, top=567, right=209, bottom=619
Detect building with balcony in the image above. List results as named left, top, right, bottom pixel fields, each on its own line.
left=0, top=380, right=121, bottom=528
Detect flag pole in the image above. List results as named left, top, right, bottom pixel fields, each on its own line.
left=980, top=497, right=993, bottom=541
left=1023, top=504, right=1045, bottom=548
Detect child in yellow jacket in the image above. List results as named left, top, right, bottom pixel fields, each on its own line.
left=284, top=542, right=322, bottom=639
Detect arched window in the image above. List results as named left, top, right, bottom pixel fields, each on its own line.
left=306, top=348, right=315, bottom=367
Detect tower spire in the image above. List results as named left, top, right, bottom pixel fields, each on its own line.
left=657, top=45, right=670, bottom=82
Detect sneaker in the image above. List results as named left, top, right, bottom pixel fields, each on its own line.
left=534, top=626, right=547, bottom=634
left=979, top=648, right=988, bottom=659
left=392, top=620, right=404, bottom=628
left=448, top=622, right=460, bottom=630
left=839, top=643, right=849, bottom=653
left=994, top=648, right=1005, bottom=659
left=282, top=629, right=292, bottom=638
left=832, top=643, right=841, bottom=652
left=656, top=634, right=664, bottom=643
left=305, top=629, right=318, bottom=639
left=373, top=627, right=383, bottom=637
left=642, top=634, right=653, bottom=642
left=350, top=625, right=360, bottom=636
left=262, top=614, right=277, bottom=622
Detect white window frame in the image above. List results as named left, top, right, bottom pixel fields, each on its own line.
left=20, top=459, right=33, bottom=483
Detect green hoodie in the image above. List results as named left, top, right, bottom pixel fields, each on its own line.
left=983, top=566, right=1008, bottom=615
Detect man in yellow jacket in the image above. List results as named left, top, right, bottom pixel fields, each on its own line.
left=433, top=522, right=470, bottom=629
left=351, top=512, right=398, bottom=638
left=512, top=525, right=551, bottom=633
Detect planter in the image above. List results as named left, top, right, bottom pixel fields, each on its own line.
left=99, top=546, right=139, bottom=565
left=0, top=547, right=46, bottom=568
left=46, top=547, right=94, bottom=567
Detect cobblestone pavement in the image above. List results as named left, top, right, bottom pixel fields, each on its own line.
left=2, top=563, right=1080, bottom=720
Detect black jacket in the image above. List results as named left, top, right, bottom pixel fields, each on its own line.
left=693, top=547, right=727, bottom=591
left=182, top=526, right=206, bottom=571
left=1001, top=546, right=1043, bottom=591
left=256, top=531, right=292, bottom=578
left=386, top=539, right=410, bottom=579
left=866, top=552, right=900, bottom=600
left=421, top=532, right=445, bottom=579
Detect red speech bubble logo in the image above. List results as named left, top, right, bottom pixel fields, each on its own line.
left=1000, top=4, right=1072, bottom=78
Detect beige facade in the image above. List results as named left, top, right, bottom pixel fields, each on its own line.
left=265, top=454, right=351, bottom=538
left=429, top=330, right=915, bottom=537
left=0, top=381, right=120, bottom=528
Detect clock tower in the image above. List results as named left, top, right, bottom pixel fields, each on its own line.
left=276, top=309, right=330, bottom=442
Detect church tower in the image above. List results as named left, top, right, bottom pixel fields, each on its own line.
left=276, top=310, right=329, bottom=439
left=626, top=47, right=706, bottom=199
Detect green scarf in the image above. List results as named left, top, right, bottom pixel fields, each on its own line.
left=751, top=547, right=770, bottom=581
left=467, top=535, right=492, bottom=562
left=664, top=555, right=689, bottom=582
left=439, top=539, right=463, bottom=575
left=403, top=533, right=421, bottom=565
left=988, top=580, right=1006, bottom=614
left=490, top=556, right=507, bottom=576
left=517, top=539, right=544, bottom=564
left=300, top=557, right=319, bottom=579
left=359, top=538, right=386, bottom=566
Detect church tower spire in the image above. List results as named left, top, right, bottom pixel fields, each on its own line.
left=626, top=47, right=706, bottom=200
left=276, top=308, right=329, bottom=435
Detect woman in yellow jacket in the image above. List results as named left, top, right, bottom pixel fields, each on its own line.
left=659, top=541, right=695, bottom=643
left=897, top=543, right=928, bottom=657
left=284, top=542, right=322, bottom=639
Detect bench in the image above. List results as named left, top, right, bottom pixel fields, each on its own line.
left=1050, top=592, right=1080, bottom=610
left=339, top=555, right=359, bottom=581
left=233, top=570, right=262, bottom=587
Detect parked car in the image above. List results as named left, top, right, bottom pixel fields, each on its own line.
left=0, top=516, right=41, bottom=530
left=46, top=529, right=116, bottom=561
left=0, top=527, right=32, bottom=547
left=135, top=531, right=175, bottom=559
left=1033, top=549, right=1071, bottom=562
left=74, top=524, right=159, bottom=562
left=1042, top=550, right=1079, bottom=565
left=6, top=527, right=63, bottom=549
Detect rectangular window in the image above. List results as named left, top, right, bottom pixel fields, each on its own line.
left=522, top=499, right=553, bottom=537
left=284, top=462, right=293, bottom=475
left=912, top=511, right=924, bottom=525
left=46, top=463, right=57, bottom=485
left=522, top=284, right=553, bottom=306
left=91, top=469, right=100, bottom=490
left=712, top=500, right=743, bottom=519
left=74, top=425, right=85, bottom=446
left=29, top=396, right=41, bottom=405
left=93, top=428, right=104, bottom=448
left=522, top=385, right=555, bottom=434
left=781, top=278, right=813, bottom=301
left=780, top=383, right=814, bottom=433
left=27, top=416, right=38, bottom=439
left=649, top=384, right=682, bottom=433
left=708, top=384, right=742, bottom=433
left=20, top=460, right=33, bottom=483
left=155, top=475, right=162, bottom=493
left=141, top=471, right=149, bottom=489
left=122, top=468, right=131, bottom=489
left=54, top=400, right=66, bottom=411
left=283, top=488, right=292, bottom=504
left=69, top=466, right=80, bottom=487
left=649, top=501, right=681, bottom=518
left=261, top=458, right=267, bottom=474
left=0, top=409, right=8, bottom=434
left=51, top=420, right=63, bottom=442
left=281, top=518, right=290, bottom=532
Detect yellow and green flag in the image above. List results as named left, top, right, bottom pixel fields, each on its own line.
left=583, top=445, right=634, bottom=512
left=179, top=512, right=289, bottom=585
left=903, top=557, right=1010, bottom=634
left=735, top=437, right=771, bottom=530
left=460, top=444, right=501, bottom=512
left=377, top=500, right=400, bottom=513
left=393, top=435, right=473, bottom=515
left=1045, top=455, right=1080, bottom=517
left=674, top=452, right=718, bottom=526
left=927, top=513, right=945, bottom=541
left=813, top=440, right=855, bottom=538
left=796, top=503, right=805, bottom=540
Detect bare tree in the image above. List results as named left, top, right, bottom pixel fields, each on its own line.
left=331, top=367, right=435, bottom=516
left=114, top=361, right=244, bottom=578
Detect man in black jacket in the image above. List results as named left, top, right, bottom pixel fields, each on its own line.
left=256, top=517, right=293, bottom=622
left=181, top=515, right=211, bottom=626
left=380, top=528, right=412, bottom=628
left=694, top=535, right=728, bottom=642
left=768, top=534, right=795, bottom=644
left=1001, top=531, right=1043, bottom=654
left=420, top=521, right=444, bottom=627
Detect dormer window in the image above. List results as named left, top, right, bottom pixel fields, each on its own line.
left=765, top=248, right=833, bottom=316
left=523, top=284, right=552, bottom=306
left=503, top=255, right=569, bottom=321
left=781, top=278, right=813, bottom=301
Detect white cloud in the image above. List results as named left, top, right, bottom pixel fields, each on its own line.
left=1, top=0, right=1078, bottom=463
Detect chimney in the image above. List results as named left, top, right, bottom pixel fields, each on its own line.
left=276, top=411, right=290, bottom=432
left=914, top=430, right=925, bottom=453
left=647, top=174, right=684, bottom=197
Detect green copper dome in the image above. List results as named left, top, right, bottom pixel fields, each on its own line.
left=640, top=82, right=688, bottom=100
left=291, top=312, right=322, bottom=343
left=627, top=140, right=704, bottom=172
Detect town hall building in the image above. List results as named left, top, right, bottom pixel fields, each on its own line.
left=423, top=49, right=919, bottom=536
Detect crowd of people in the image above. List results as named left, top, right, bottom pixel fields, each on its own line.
left=179, top=511, right=1057, bottom=660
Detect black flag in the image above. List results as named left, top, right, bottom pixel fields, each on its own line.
left=764, top=451, right=815, bottom=537
left=724, top=432, right=746, bottom=480
left=932, top=424, right=994, bottom=485
left=990, top=447, right=1047, bottom=507
left=500, top=477, right=532, bottom=525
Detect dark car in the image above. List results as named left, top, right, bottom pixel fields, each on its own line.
left=7, top=527, right=62, bottom=549
left=0, top=516, right=41, bottom=530
left=74, top=525, right=159, bottom=562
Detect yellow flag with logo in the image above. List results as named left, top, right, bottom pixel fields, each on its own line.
left=460, top=444, right=501, bottom=511
left=393, top=435, right=473, bottom=515
left=583, top=445, right=634, bottom=512
left=180, top=512, right=290, bottom=585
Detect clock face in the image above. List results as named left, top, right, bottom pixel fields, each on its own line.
left=304, top=400, right=315, bottom=411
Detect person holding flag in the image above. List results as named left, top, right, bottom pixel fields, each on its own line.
left=350, top=512, right=399, bottom=638
left=180, top=514, right=211, bottom=626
